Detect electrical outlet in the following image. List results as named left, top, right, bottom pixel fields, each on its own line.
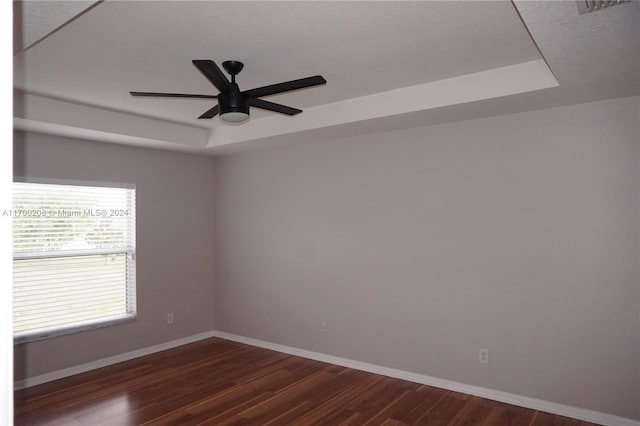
left=320, top=320, right=327, bottom=332
left=479, top=348, right=489, bottom=364
left=167, top=313, right=174, bottom=324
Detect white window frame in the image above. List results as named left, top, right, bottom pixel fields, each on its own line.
left=13, top=177, right=137, bottom=344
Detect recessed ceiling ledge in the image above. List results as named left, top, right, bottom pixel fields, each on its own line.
left=210, top=59, right=558, bottom=148
left=14, top=93, right=210, bottom=150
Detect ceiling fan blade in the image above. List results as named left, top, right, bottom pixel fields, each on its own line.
left=130, top=92, right=217, bottom=98
left=244, top=75, right=326, bottom=99
left=249, top=98, right=302, bottom=116
left=192, top=60, right=232, bottom=93
left=198, top=105, right=219, bottom=119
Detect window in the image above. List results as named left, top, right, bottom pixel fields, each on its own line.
left=12, top=179, right=136, bottom=343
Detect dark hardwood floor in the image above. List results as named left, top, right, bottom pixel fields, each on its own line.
left=15, top=337, right=599, bottom=425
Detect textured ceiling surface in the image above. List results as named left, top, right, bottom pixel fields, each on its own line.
left=12, top=0, right=640, bottom=153
left=14, top=1, right=97, bottom=53
left=14, top=1, right=540, bottom=124
left=514, top=0, right=639, bottom=104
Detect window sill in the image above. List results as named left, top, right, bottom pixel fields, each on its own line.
left=14, top=313, right=137, bottom=345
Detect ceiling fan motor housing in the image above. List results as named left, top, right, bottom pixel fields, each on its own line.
left=219, top=90, right=249, bottom=115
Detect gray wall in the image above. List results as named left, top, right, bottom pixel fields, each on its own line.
left=13, top=131, right=216, bottom=380
left=213, top=96, right=640, bottom=419
left=13, top=96, right=640, bottom=419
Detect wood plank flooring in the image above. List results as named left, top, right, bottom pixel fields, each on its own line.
left=14, top=337, right=599, bottom=425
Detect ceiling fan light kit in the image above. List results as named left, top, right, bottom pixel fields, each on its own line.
left=130, top=59, right=326, bottom=123
left=218, top=92, right=250, bottom=123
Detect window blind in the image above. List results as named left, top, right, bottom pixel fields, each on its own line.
left=13, top=181, right=136, bottom=342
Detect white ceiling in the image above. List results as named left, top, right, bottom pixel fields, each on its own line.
left=13, top=1, right=640, bottom=154
left=13, top=0, right=97, bottom=53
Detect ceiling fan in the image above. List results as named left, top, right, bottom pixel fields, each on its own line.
left=130, top=60, right=327, bottom=123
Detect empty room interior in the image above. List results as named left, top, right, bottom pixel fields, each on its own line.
left=6, top=0, right=640, bottom=425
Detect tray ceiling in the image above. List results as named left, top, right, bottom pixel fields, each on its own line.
left=13, top=1, right=639, bottom=153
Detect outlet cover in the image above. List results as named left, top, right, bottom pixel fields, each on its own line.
left=479, top=348, right=489, bottom=364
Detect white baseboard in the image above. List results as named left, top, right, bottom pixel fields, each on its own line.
left=14, top=330, right=216, bottom=390
left=211, top=331, right=640, bottom=426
